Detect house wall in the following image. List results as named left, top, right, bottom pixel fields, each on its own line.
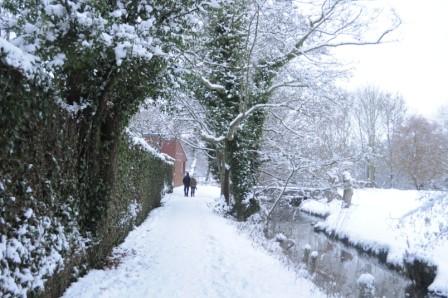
left=171, top=142, right=186, bottom=187
left=173, top=160, right=185, bottom=187
left=144, top=136, right=187, bottom=187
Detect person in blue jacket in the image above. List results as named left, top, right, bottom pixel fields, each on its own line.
left=183, top=172, right=191, bottom=197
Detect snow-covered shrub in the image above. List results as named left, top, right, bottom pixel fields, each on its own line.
left=275, top=233, right=295, bottom=251
left=357, top=273, right=376, bottom=298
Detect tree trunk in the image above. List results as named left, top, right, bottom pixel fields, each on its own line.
left=205, top=165, right=210, bottom=182
left=367, top=162, right=375, bottom=184
left=223, top=166, right=230, bottom=205
left=221, top=140, right=231, bottom=205
left=366, top=139, right=376, bottom=184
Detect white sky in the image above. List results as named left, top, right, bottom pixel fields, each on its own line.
left=334, top=0, right=448, bottom=118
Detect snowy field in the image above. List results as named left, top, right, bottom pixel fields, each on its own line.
left=300, top=188, right=448, bottom=296
left=63, top=186, right=325, bottom=298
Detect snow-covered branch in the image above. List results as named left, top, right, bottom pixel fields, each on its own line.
left=200, top=76, right=226, bottom=93
left=264, top=81, right=309, bottom=97
left=201, top=132, right=226, bottom=143
left=226, top=101, right=297, bottom=141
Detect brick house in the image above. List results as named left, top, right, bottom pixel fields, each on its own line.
left=144, top=135, right=187, bottom=187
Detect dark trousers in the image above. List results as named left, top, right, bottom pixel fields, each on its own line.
left=191, top=187, right=196, bottom=197
left=184, top=185, right=190, bottom=196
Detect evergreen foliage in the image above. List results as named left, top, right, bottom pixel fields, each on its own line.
left=195, top=0, right=264, bottom=220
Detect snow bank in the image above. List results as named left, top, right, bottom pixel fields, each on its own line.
left=429, top=242, right=448, bottom=296
left=300, top=199, right=331, bottom=217
left=309, top=188, right=448, bottom=296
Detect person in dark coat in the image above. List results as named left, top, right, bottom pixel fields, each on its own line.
left=190, top=177, right=197, bottom=197
left=183, top=172, right=191, bottom=197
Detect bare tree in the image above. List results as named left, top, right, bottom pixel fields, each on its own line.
left=352, top=86, right=388, bottom=184
left=392, top=116, right=447, bottom=189
left=257, top=82, right=360, bottom=208
left=381, top=93, right=406, bottom=187
left=436, top=105, right=448, bottom=187
left=437, top=104, right=448, bottom=133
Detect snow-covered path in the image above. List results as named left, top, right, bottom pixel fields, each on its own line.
left=63, top=186, right=324, bottom=298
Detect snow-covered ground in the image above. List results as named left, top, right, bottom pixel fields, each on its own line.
left=300, top=188, right=448, bottom=296
left=63, top=186, right=324, bottom=298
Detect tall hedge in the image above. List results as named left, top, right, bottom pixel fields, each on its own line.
left=41, top=133, right=173, bottom=298
left=0, top=60, right=172, bottom=298
left=89, top=135, right=173, bottom=268
left=1, top=0, right=194, bottom=295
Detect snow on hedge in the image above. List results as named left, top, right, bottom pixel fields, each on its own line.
left=308, top=188, right=448, bottom=296
left=1, top=0, right=163, bottom=82
left=0, top=206, right=89, bottom=297
left=0, top=38, right=39, bottom=78
left=126, top=129, right=174, bottom=165
left=118, top=200, right=142, bottom=227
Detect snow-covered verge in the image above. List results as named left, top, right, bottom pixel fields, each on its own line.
left=63, top=186, right=326, bottom=298
left=302, top=188, right=448, bottom=296
left=214, top=195, right=338, bottom=296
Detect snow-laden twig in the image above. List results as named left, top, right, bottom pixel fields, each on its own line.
left=200, top=76, right=226, bottom=93
left=226, top=101, right=298, bottom=141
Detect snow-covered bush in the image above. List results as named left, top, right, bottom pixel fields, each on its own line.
left=357, top=273, right=376, bottom=298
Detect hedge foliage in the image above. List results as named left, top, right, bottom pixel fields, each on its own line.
left=0, top=61, right=172, bottom=298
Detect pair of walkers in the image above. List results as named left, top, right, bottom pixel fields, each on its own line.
left=182, top=172, right=197, bottom=197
